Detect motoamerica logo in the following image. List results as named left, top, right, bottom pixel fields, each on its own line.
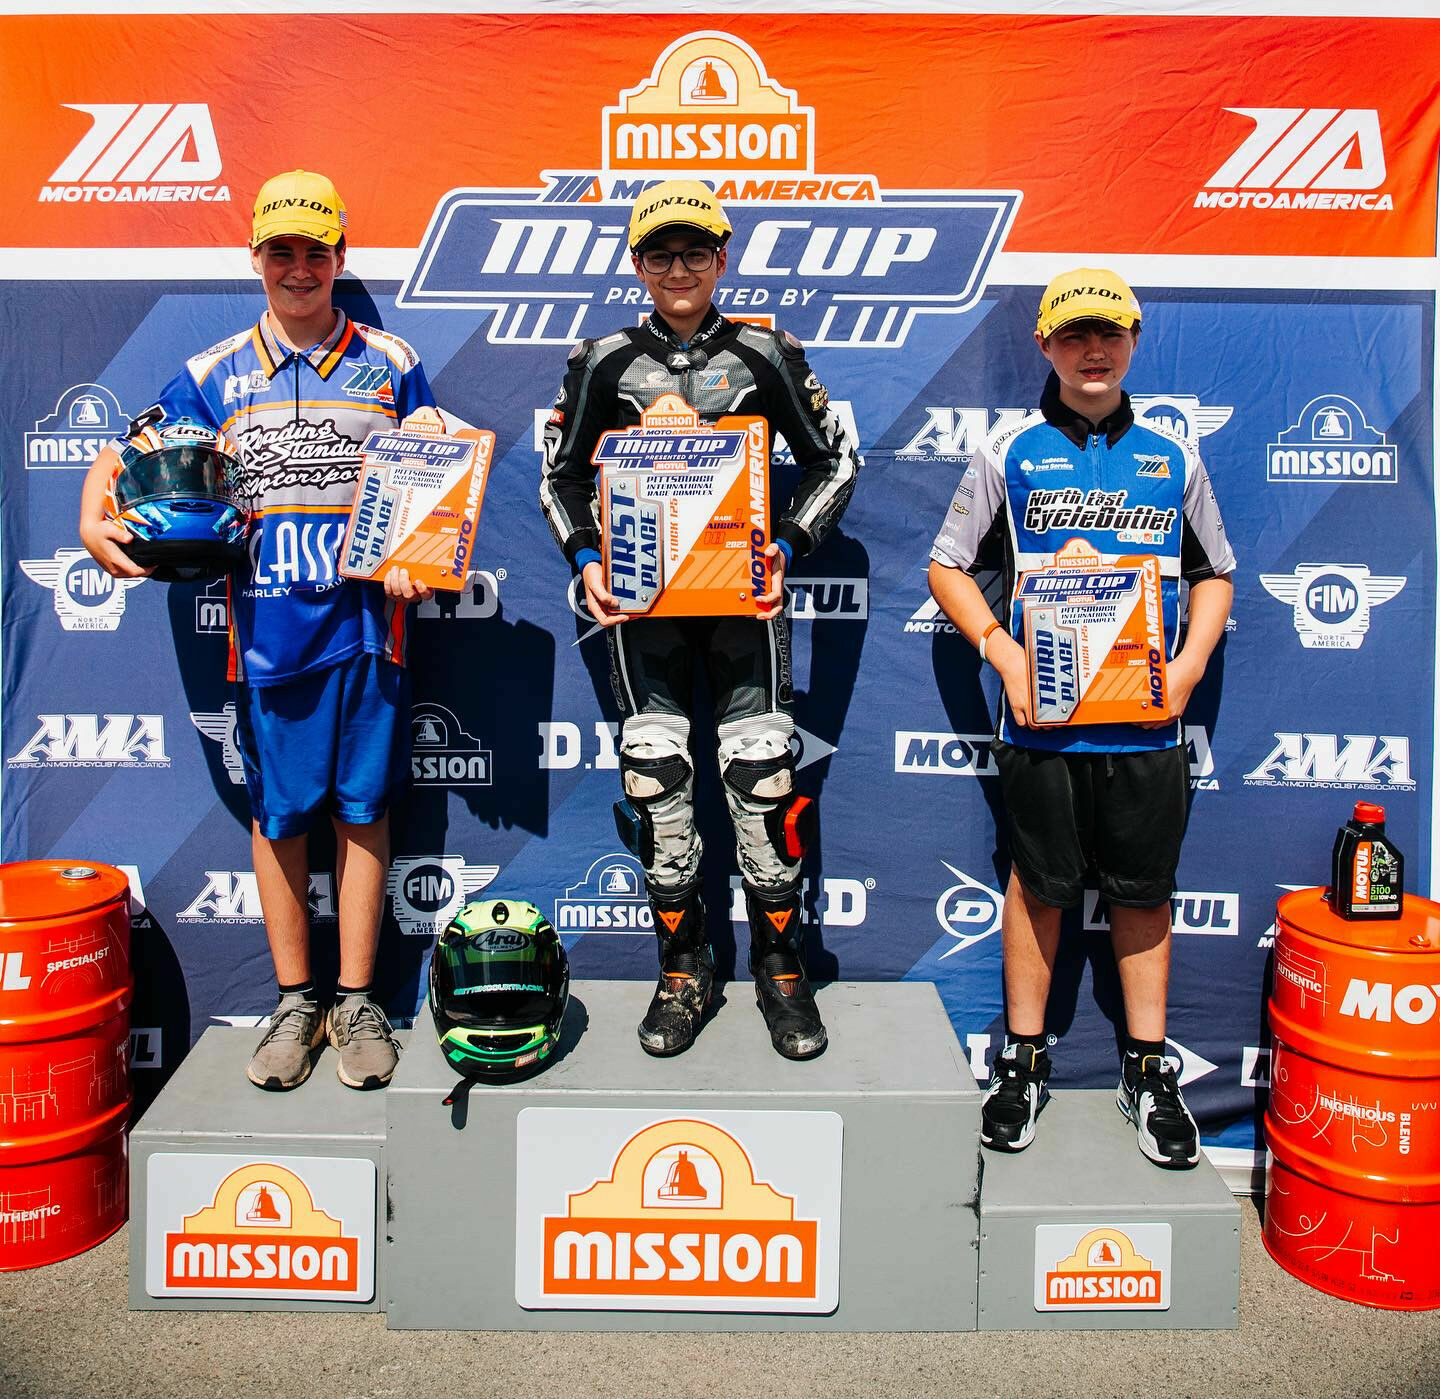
left=20, top=548, right=144, bottom=631
left=398, top=31, right=1019, bottom=349
left=235, top=420, right=363, bottom=490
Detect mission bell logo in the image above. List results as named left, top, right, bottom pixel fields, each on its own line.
left=151, top=1159, right=374, bottom=1301
left=1035, top=1224, right=1171, bottom=1311
left=543, top=1120, right=816, bottom=1303
left=518, top=1109, right=842, bottom=1312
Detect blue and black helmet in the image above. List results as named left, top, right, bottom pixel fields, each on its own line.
left=107, top=417, right=249, bottom=581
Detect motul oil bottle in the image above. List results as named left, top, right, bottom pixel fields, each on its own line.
left=1329, top=801, right=1404, bottom=919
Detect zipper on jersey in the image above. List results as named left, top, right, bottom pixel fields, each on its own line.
left=293, top=354, right=301, bottom=425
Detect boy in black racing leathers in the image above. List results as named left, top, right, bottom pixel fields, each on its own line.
left=540, top=180, right=861, bottom=1059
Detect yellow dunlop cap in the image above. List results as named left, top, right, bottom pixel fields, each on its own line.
left=1036, top=268, right=1142, bottom=339
left=251, top=169, right=348, bottom=248
left=628, top=179, right=732, bottom=251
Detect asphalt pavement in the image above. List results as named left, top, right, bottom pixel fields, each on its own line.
left=3, top=1200, right=1438, bottom=1399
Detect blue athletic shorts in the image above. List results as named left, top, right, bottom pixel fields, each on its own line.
left=234, top=652, right=411, bottom=839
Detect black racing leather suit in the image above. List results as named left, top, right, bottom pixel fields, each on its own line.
left=540, top=308, right=861, bottom=899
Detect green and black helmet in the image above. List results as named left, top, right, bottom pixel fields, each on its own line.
left=428, top=898, right=570, bottom=1077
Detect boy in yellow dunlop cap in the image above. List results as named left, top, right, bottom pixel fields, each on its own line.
left=927, top=269, right=1235, bottom=1167
left=81, top=170, right=457, bottom=1093
left=541, top=179, right=861, bottom=1060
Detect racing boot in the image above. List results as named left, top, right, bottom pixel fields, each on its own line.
left=746, top=884, right=827, bottom=1060
left=637, top=886, right=714, bottom=1057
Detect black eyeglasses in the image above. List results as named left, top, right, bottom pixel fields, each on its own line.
left=638, top=246, right=719, bottom=274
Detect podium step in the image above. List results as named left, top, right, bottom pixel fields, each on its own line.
left=977, top=1091, right=1240, bottom=1329
left=386, top=980, right=981, bottom=1330
left=128, top=1027, right=399, bottom=1311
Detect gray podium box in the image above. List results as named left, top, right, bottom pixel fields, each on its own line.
left=386, top=980, right=981, bottom=1331
left=977, top=1091, right=1240, bottom=1330
left=129, top=1027, right=397, bottom=1312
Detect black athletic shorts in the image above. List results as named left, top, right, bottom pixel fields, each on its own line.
left=991, top=740, right=1190, bottom=909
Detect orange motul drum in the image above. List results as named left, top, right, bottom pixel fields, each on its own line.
left=1265, top=886, right=1440, bottom=1310
left=0, top=861, right=132, bottom=1270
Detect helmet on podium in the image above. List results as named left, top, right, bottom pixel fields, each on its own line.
left=428, top=898, right=570, bottom=1077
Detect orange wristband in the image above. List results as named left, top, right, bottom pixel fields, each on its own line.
left=977, top=621, right=1002, bottom=664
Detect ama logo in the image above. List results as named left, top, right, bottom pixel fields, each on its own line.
left=8, top=714, right=169, bottom=768
left=387, top=856, right=499, bottom=937
left=1268, top=395, right=1397, bottom=484
left=895, top=407, right=1030, bottom=462
left=179, top=872, right=335, bottom=925
left=399, top=31, right=1019, bottom=350
left=1259, top=563, right=1404, bottom=650
left=20, top=548, right=145, bottom=631
left=1244, top=733, right=1414, bottom=791
left=555, top=853, right=652, bottom=934
left=25, top=383, right=131, bottom=470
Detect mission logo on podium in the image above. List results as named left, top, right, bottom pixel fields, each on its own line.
left=145, top=1154, right=376, bottom=1301
left=515, top=1109, right=842, bottom=1312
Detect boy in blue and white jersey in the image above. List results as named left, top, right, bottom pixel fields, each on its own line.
left=927, top=269, right=1235, bottom=1168
left=81, top=170, right=448, bottom=1093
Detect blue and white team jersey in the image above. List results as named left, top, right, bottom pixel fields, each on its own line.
left=134, top=310, right=436, bottom=686
left=931, top=374, right=1236, bottom=754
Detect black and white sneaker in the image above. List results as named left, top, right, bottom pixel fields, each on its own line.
left=981, top=1043, right=1051, bottom=1152
left=1117, top=1053, right=1199, bottom=1169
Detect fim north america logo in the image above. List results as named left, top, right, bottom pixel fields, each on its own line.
left=1267, top=395, right=1397, bottom=484
left=20, top=548, right=144, bottom=631
left=399, top=30, right=1018, bottom=349
left=387, top=856, right=498, bottom=937
left=1259, top=563, right=1404, bottom=650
